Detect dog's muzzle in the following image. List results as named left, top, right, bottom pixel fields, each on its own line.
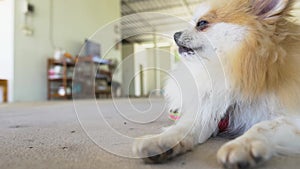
left=174, top=32, right=182, bottom=43
left=174, top=31, right=195, bottom=55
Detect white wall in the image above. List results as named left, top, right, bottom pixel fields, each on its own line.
left=0, top=0, right=14, bottom=102
left=144, top=47, right=172, bottom=95
left=122, top=44, right=135, bottom=96
left=158, top=46, right=172, bottom=87
left=13, top=0, right=121, bottom=101
left=133, top=44, right=148, bottom=96
left=131, top=43, right=173, bottom=96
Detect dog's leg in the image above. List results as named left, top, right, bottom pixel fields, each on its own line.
left=217, top=117, right=300, bottom=169
left=133, top=110, right=217, bottom=163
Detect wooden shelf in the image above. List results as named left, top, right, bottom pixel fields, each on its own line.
left=47, top=58, right=74, bottom=100
left=49, top=78, right=73, bottom=81
left=95, top=89, right=111, bottom=98
left=50, top=93, right=72, bottom=98
left=49, top=58, right=76, bottom=66
left=47, top=56, right=113, bottom=100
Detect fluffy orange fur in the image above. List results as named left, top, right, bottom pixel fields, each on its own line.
left=204, top=0, right=300, bottom=109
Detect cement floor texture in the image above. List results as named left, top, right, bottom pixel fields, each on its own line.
left=1, top=99, right=299, bottom=169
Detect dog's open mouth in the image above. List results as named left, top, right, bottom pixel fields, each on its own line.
left=179, top=46, right=194, bottom=54
left=178, top=45, right=202, bottom=55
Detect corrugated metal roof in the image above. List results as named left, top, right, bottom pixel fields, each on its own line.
left=121, top=0, right=203, bottom=43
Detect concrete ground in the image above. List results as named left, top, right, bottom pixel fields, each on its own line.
left=0, top=98, right=299, bottom=169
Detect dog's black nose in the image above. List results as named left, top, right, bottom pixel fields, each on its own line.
left=174, top=32, right=182, bottom=43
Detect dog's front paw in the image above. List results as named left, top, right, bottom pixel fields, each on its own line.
left=217, top=138, right=273, bottom=169
left=133, top=131, right=194, bottom=163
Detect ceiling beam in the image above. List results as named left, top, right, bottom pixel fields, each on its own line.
left=121, top=1, right=200, bottom=15
left=121, top=13, right=189, bottom=24
left=122, top=1, right=155, bottom=31
left=179, top=0, right=193, bottom=16
left=122, top=22, right=188, bottom=32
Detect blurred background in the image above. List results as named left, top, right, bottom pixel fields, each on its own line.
left=0, top=0, right=300, bottom=103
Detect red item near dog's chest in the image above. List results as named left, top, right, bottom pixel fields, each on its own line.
left=218, top=114, right=229, bottom=132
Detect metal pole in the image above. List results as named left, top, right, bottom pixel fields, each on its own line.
left=153, top=32, right=160, bottom=96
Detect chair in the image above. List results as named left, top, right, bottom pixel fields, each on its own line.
left=0, top=79, right=8, bottom=103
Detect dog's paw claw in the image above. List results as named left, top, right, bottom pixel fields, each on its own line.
left=252, top=156, right=263, bottom=164
left=217, top=138, right=272, bottom=169
left=142, top=148, right=175, bottom=163
left=146, top=154, right=163, bottom=163
left=133, top=133, right=194, bottom=163
left=237, top=162, right=250, bottom=169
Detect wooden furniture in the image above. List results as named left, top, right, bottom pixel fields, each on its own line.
left=95, top=69, right=112, bottom=98
left=47, top=56, right=112, bottom=100
left=0, top=79, right=8, bottom=103
left=47, top=58, right=75, bottom=100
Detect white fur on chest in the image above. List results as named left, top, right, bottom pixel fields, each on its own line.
left=164, top=57, right=231, bottom=118
left=164, top=58, right=283, bottom=137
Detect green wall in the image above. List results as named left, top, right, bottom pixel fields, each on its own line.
left=13, top=0, right=121, bottom=101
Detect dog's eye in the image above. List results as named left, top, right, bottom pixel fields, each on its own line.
left=196, top=20, right=209, bottom=31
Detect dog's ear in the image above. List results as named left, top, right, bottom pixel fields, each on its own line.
left=251, top=0, right=292, bottom=22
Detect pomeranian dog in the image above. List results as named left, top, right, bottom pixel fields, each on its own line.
left=133, top=0, right=300, bottom=168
